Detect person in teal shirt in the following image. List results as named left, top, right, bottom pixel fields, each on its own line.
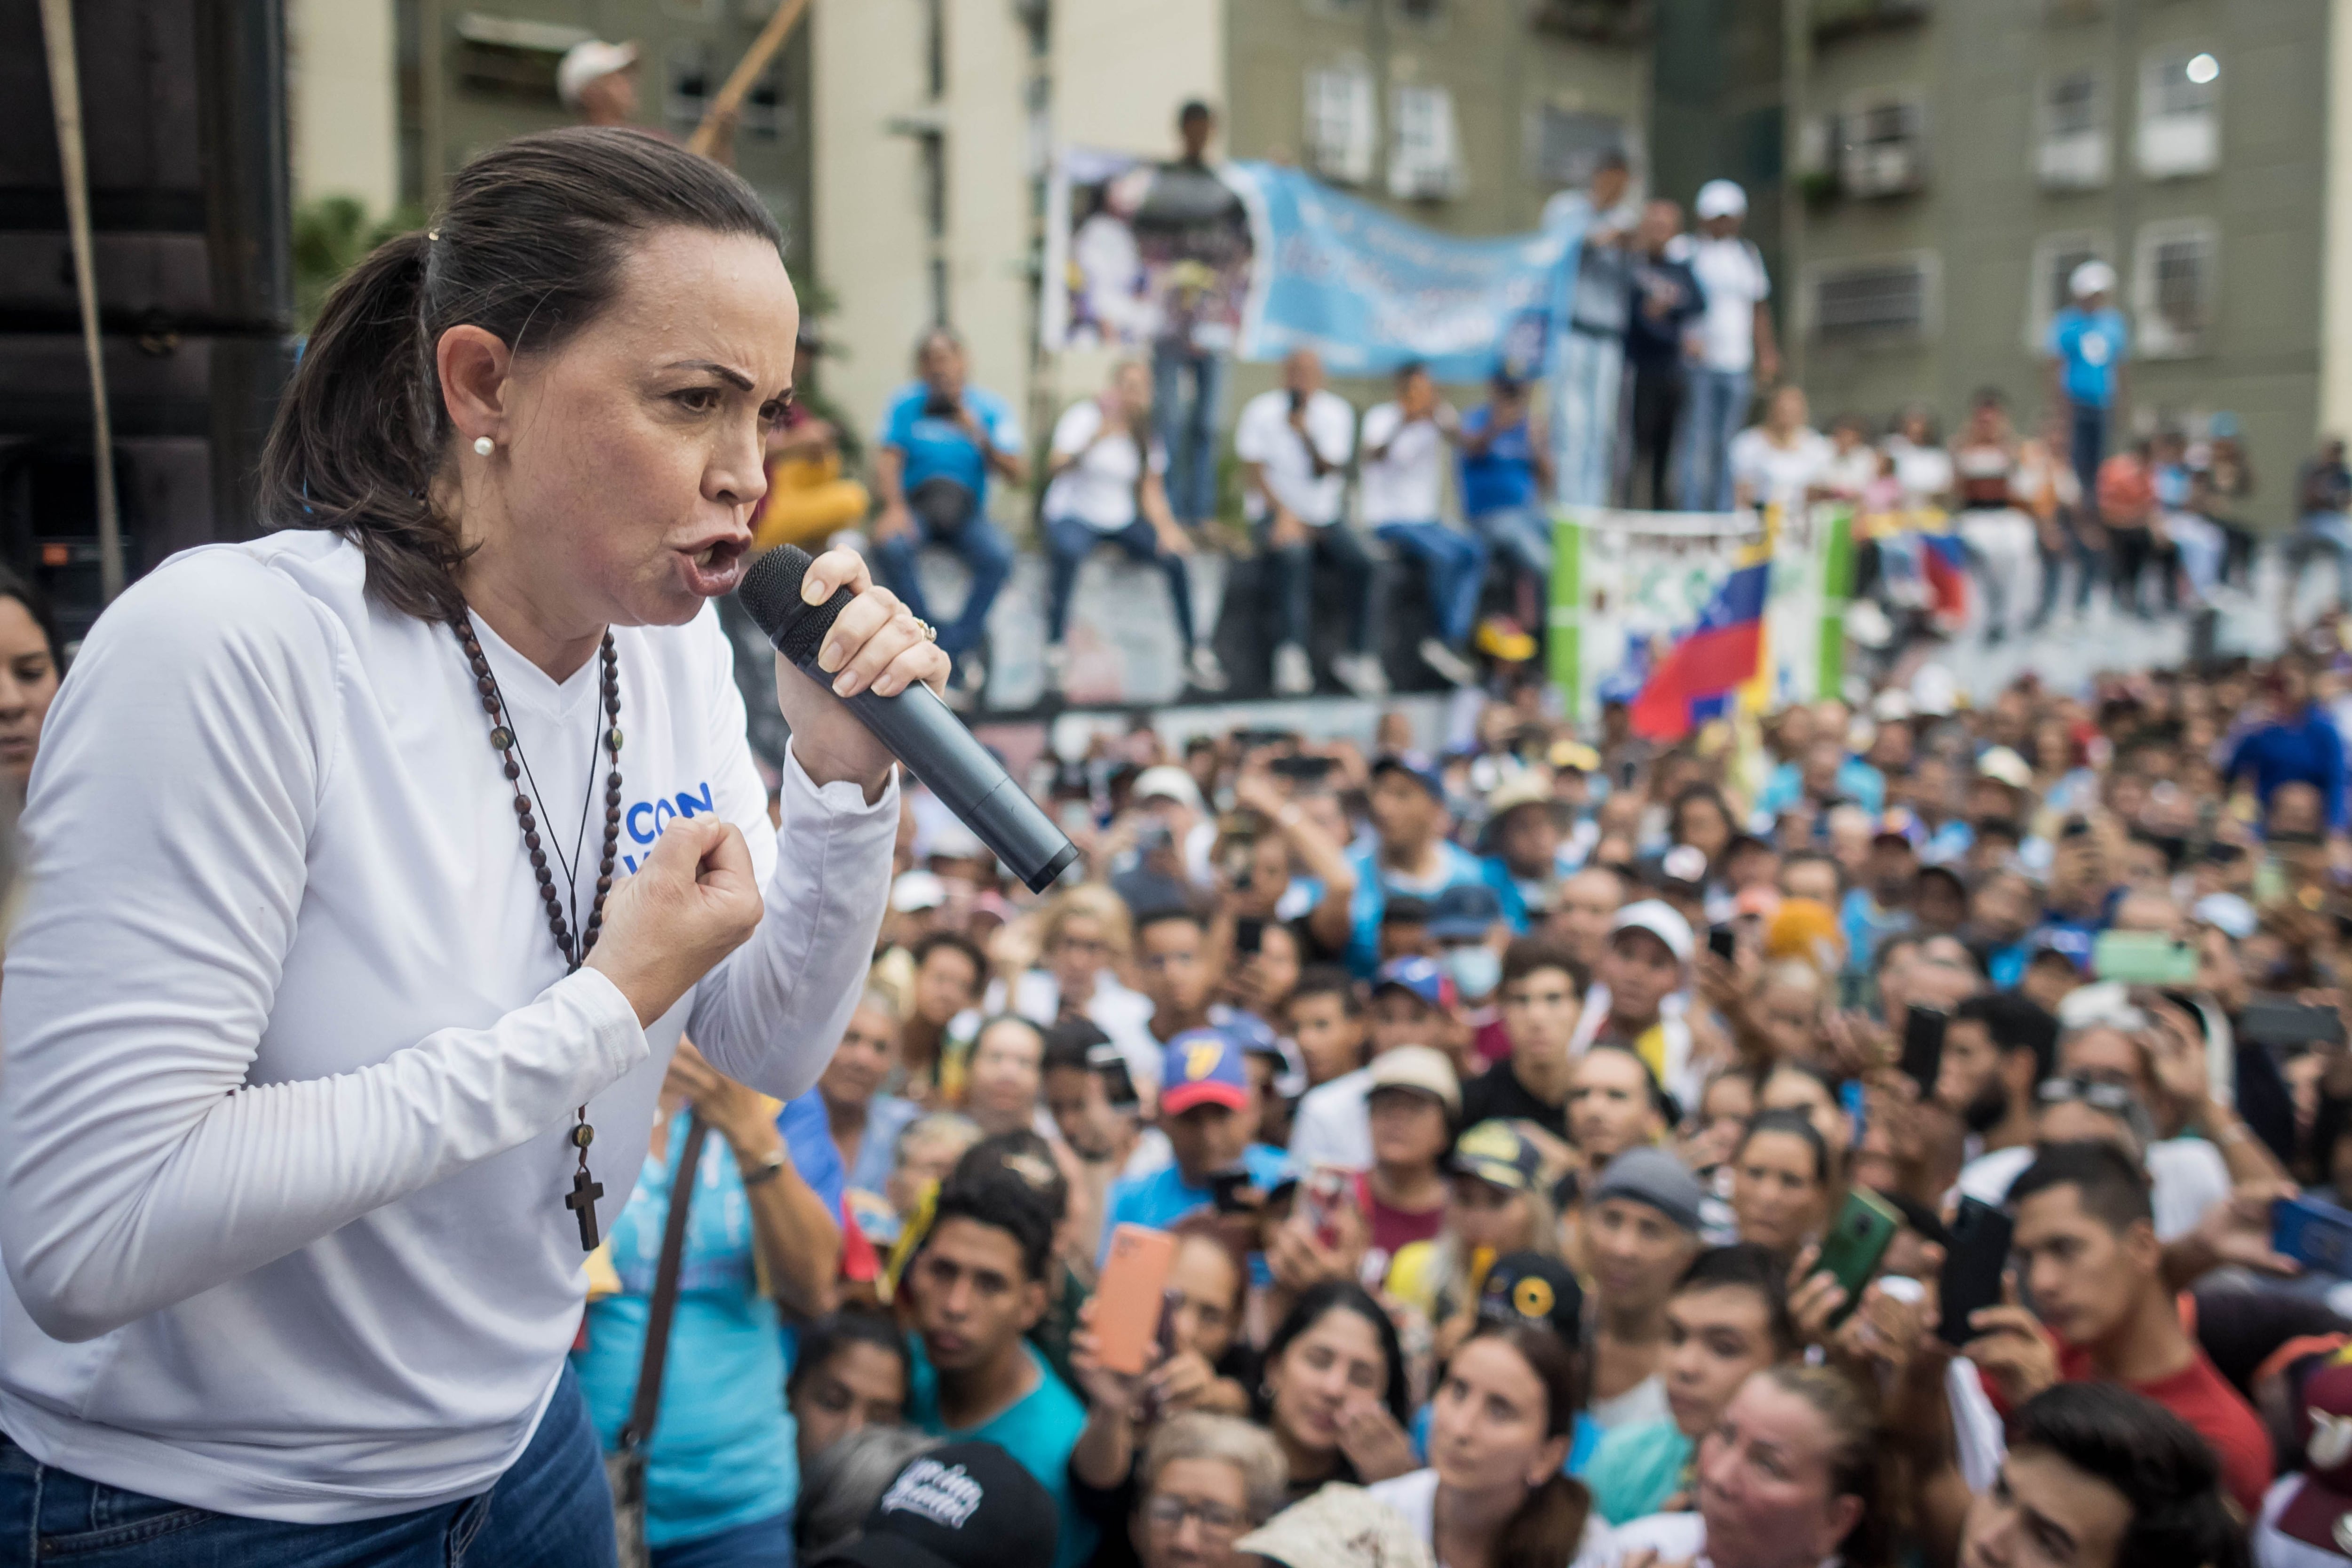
left=900, top=1162, right=1096, bottom=1568
left=1584, top=1242, right=1795, bottom=1525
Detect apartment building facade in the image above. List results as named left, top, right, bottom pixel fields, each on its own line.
left=1785, top=0, right=2328, bottom=523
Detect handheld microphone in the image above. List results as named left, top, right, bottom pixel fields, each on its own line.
left=736, top=545, right=1079, bottom=894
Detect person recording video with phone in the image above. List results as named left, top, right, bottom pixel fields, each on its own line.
left=0, top=129, right=936, bottom=1565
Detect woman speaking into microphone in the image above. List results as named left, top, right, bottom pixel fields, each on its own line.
left=0, top=128, right=943, bottom=1565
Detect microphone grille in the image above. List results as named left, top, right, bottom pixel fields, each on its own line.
left=736, top=544, right=854, bottom=666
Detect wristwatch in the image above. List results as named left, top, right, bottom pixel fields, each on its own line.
left=740, top=1144, right=790, bottom=1188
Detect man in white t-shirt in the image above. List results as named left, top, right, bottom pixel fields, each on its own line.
left=1360, top=362, right=1486, bottom=687
left=1040, top=360, right=1225, bottom=695
left=1677, top=180, right=1778, bottom=513
left=1234, top=348, right=1383, bottom=699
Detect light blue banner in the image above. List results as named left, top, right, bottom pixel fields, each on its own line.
left=1230, top=162, right=1581, bottom=384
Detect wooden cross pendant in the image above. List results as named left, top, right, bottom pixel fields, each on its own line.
left=566, top=1166, right=605, bottom=1251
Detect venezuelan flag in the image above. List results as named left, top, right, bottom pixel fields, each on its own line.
left=1919, top=532, right=1972, bottom=622
left=1629, top=558, right=1771, bottom=742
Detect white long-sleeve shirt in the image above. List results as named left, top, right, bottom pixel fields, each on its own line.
left=0, top=530, right=895, bottom=1521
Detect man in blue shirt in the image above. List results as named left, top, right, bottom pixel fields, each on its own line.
left=1099, top=1029, right=1289, bottom=1259
left=872, top=327, right=1028, bottom=707
left=902, top=1163, right=1097, bottom=1568
left=1457, top=371, right=1556, bottom=599
left=2045, top=259, right=2129, bottom=504
left=1307, top=753, right=1489, bottom=977
left=2225, top=661, right=2349, bottom=834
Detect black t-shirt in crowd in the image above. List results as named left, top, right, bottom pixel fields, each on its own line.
left=1459, top=1060, right=1569, bottom=1141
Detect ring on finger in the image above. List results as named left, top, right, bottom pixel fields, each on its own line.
left=914, top=618, right=937, bottom=642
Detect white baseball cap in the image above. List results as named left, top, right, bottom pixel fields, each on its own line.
left=1694, top=179, right=1748, bottom=220
left=1610, top=899, right=1694, bottom=965
left=1132, top=764, right=1205, bottom=812
left=557, top=39, right=639, bottom=108
left=2069, top=259, right=2117, bottom=299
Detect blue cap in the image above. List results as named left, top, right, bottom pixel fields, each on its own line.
left=1160, top=1028, right=1252, bottom=1115
left=1373, top=954, right=1454, bottom=1011
left=1372, top=752, right=1449, bottom=805
left=1427, top=882, right=1504, bottom=940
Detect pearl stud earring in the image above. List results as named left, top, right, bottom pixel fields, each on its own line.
left=473, top=436, right=494, bottom=457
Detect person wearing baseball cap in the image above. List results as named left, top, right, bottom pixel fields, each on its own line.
left=1359, top=1046, right=1462, bottom=1292
left=1384, top=1119, right=1557, bottom=1325
left=1311, top=752, right=1487, bottom=980
left=814, top=1441, right=1059, bottom=1568
left=1585, top=899, right=1697, bottom=1101
left=556, top=39, right=641, bottom=124
left=2050, top=257, right=2128, bottom=500
left=1681, top=178, right=1778, bottom=512
left=1477, top=772, right=1570, bottom=932
left=1583, top=1148, right=1706, bottom=1432
left=1288, top=955, right=1460, bottom=1173
left=1098, top=1029, right=1288, bottom=1259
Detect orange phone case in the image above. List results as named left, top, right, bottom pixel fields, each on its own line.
left=1093, top=1225, right=1178, bottom=1375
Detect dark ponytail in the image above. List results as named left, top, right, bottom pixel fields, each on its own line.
left=259, top=127, right=786, bottom=621
left=1462, top=1322, right=1593, bottom=1568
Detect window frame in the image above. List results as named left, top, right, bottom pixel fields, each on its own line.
left=2130, top=217, right=2219, bottom=359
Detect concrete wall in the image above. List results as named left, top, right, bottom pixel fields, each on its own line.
left=287, top=0, right=400, bottom=210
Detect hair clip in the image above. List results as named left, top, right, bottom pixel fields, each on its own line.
left=427, top=229, right=441, bottom=241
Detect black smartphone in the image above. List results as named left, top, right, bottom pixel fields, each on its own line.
left=1287, top=387, right=1305, bottom=415
left=2240, top=1000, right=2348, bottom=1051
left=1235, top=917, right=1266, bottom=956
left=1707, top=925, right=1738, bottom=963
left=1269, top=754, right=1337, bottom=783
left=1899, top=1004, right=1947, bottom=1098
left=922, top=390, right=958, bottom=418
left=1939, top=1196, right=2014, bottom=1346
left=1208, top=1170, right=1256, bottom=1214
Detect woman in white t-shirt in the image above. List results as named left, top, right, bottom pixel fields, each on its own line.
left=1041, top=360, right=1224, bottom=694
left=1367, top=1323, right=1606, bottom=1568
left=1882, top=406, right=1955, bottom=513
left=0, top=129, right=929, bottom=1564
left=1727, top=385, right=1833, bottom=516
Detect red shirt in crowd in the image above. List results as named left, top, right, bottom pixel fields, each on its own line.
left=2053, top=1338, right=2274, bottom=1516
left=1356, top=1173, right=1446, bottom=1269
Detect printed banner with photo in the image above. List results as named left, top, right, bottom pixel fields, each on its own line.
left=1043, top=152, right=1581, bottom=383
left=1549, top=505, right=1847, bottom=731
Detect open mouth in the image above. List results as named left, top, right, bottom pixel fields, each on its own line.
left=678, top=538, right=749, bottom=597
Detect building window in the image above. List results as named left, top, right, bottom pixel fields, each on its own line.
left=1304, top=63, right=1377, bottom=185
left=1838, top=96, right=1927, bottom=199
left=740, top=58, right=785, bottom=140
left=664, top=40, right=712, bottom=129
left=1811, top=0, right=1930, bottom=42
left=450, top=12, right=590, bottom=101
left=1394, top=0, right=1445, bottom=25
left=1528, top=106, right=1623, bottom=190
left=2132, top=220, right=2217, bottom=357
left=1528, top=0, right=1653, bottom=43
left=2034, top=70, right=2108, bottom=189
left=1805, top=254, right=1938, bottom=342
left=2024, top=231, right=2109, bottom=350
left=2137, top=48, right=2219, bottom=179
left=1389, top=83, right=1462, bottom=200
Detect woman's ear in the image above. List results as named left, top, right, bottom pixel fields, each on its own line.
left=437, top=324, right=515, bottom=448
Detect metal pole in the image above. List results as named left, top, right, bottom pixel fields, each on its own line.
left=39, top=0, right=124, bottom=603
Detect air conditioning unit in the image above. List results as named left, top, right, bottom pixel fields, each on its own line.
left=1843, top=136, right=1924, bottom=198
left=2137, top=114, right=2218, bottom=179
left=2035, top=131, right=2109, bottom=190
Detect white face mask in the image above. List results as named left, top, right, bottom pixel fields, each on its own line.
left=1441, top=943, right=1502, bottom=1001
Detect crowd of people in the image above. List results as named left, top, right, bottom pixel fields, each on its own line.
left=524, top=570, right=2352, bottom=1566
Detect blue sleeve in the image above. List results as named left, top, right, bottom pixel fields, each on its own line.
left=980, top=390, right=1024, bottom=453
left=2319, top=718, right=2348, bottom=832
left=777, top=1090, right=846, bottom=1218
left=877, top=389, right=914, bottom=452
left=2222, top=730, right=2253, bottom=790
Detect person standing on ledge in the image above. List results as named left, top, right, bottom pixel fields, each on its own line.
left=0, top=128, right=940, bottom=1566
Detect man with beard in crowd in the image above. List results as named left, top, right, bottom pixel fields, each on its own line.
left=1936, top=992, right=2061, bottom=1187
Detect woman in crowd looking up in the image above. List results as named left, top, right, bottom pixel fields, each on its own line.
left=0, top=563, right=60, bottom=800
left=1730, top=1109, right=1832, bottom=1257
left=1368, top=1322, right=1600, bottom=1568
left=1256, top=1279, right=1419, bottom=1503
left=1579, top=1365, right=1889, bottom=1568
left=787, top=1309, right=912, bottom=1474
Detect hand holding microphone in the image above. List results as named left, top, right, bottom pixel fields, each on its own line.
left=739, top=545, right=1078, bottom=893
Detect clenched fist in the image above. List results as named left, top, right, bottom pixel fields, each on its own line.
left=586, top=814, right=763, bottom=1027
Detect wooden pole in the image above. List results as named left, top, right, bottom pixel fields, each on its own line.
left=688, top=0, right=813, bottom=159
left=38, top=0, right=124, bottom=603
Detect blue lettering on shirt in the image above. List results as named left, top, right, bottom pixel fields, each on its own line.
left=620, top=780, right=717, bottom=872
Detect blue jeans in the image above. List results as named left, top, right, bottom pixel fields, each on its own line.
left=2069, top=402, right=2107, bottom=503
left=2293, top=511, right=2352, bottom=607
left=1043, top=514, right=1197, bottom=647
left=654, top=1510, right=793, bottom=1568
left=1255, top=518, right=1372, bottom=653
left=1549, top=329, right=1624, bottom=508
left=1678, top=367, right=1751, bottom=511
left=1469, top=505, right=1552, bottom=581
left=0, top=1365, right=612, bottom=1567
left=1374, top=521, right=1487, bottom=645
left=870, top=517, right=1013, bottom=660
left=1152, top=343, right=1228, bottom=526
